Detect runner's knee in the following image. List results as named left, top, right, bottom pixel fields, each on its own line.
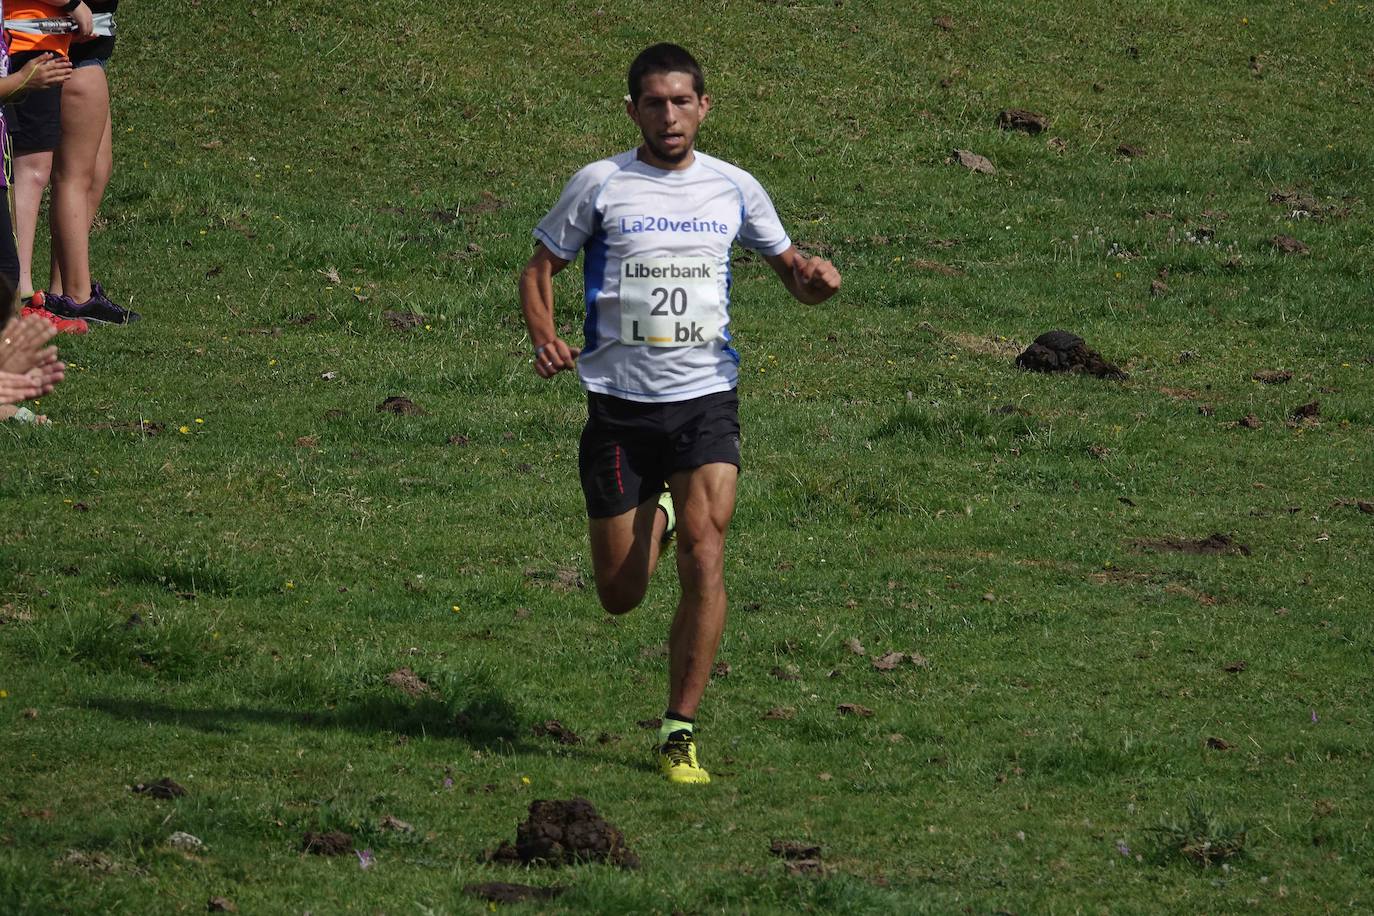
left=597, top=578, right=647, bottom=615
left=675, top=532, right=724, bottom=587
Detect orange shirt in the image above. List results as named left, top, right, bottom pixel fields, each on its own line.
left=5, top=1, right=75, bottom=56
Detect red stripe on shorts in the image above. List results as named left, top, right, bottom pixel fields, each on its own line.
left=614, top=444, right=624, bottom=495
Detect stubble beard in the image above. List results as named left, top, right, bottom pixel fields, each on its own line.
left=643, top=130, right=694, bottom=166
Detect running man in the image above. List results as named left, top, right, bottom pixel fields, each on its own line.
left=519, top=43, right=840, bottom=784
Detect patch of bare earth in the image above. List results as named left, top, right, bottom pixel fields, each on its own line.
left=771, top=839, right=826, bottom=876
left=1132, top=533, right=1251, bottom=556
left=385, top=667, right=434, bottom=698
left=302, top=831, right=353, bottom=855
left=485, top=798, right=639, bottom=869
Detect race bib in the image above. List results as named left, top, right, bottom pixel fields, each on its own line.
left=619, top=257, right=724, bottom=347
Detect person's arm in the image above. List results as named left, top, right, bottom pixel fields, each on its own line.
left=519, top=243, right=581, bottom=378
left=762, top=245, right=842, bottom=305
left=0, top=53, right=72, bottom=103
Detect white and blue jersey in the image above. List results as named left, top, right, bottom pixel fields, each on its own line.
left=534, top=149, right=791, bottom=403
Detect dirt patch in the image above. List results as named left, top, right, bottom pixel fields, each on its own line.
left=764, top=707, right=796, bottom=720
left=385, top=667, right=433, bottom=698
left=1206, top=737, right=1234, bottom=751
left=1158, top=386, right=1199, bottom=400
left=302, top=831, right=353, bottom=855
left=207, top=897, right=237, bottom=913
left=996, top=108, right=1048, bottom=134
left=771, top=839, right=825, bottom=876
left=531, top=720, right=582, bottom=745
left=466, top=190, right=508, bottom=215
left=1016, top=330, right=1126, bottom=380
left=1251, top=369, right=1292, bottom=384
left=910, top=258, right=964, bottom=277
left=1117, top=143, right=1145, bottom=158
left=837, top=703, right=874, bottom=718
left=465, top=883, right=566, bottom=904
left=382, top=310, right=424, bottom=330
left=1133, top=533, right=1251, bottom=557
left=1331, top=498, right=1374, bottom=515
left=1291, top=400, right=1320, bottom=422
left=770, top=665, right=800, bottom=681
left=872, top=651, right=927, bottom=671
left=1271, top=234, right=1309, bottom=255
left=1269, top=188, right=1355, bottom=221
left=1238, top=414, right=1262, bottom=429
left=377, top=396, right=425, bottom=416
left=132, top=778, right=187, bottom=799
left=485, top=798, right=639, bottom=869
left=524, top=567, right=584, bottom=591
left=951, top=149, right=995, bottom=174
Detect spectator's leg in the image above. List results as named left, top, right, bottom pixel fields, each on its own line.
left=13, top=151, right=54, bottom=301
left=49, top=65, right=109, bottom=304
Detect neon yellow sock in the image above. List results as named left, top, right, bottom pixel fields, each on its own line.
left=659, top=715, right=694, bottom=744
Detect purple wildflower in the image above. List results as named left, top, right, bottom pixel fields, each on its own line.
left=1115, top=839, right=1130, bottom=857
left=357, top=848, right=374, bottom=870
left=1311, top=710, right=1318, bottom=723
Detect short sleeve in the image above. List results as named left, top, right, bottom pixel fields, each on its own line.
left=533, top=163, right=612, bottom=260
left=735, top=176, right=791, bottom=256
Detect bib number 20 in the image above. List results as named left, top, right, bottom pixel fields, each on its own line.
left=650, top=287, right=689, bottom=316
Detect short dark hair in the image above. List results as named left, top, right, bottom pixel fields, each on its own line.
left=628, top=43, right=705, bottom=103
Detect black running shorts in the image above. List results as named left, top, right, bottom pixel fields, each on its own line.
left=579, top=389, right=741, bottom=519
left=7, top=51, right=62, bottom=154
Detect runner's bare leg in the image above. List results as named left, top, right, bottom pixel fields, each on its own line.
left=588, top=498, right=669, bottom=615
left=665, top=462, right=736, bottom=718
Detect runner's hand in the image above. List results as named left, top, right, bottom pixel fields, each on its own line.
left=19, top=53, right=72, bottom=91
left=70, top=2, right=95, bottom=37
left=533, top=338, right=580, bottom=379
left=791, top=254, right=842, bottom=301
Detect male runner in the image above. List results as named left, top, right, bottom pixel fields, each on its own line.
left=519, top=43, right=840, bottom=785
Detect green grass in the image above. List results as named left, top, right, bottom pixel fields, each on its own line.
left=2, top=1, right=1373, bottom=912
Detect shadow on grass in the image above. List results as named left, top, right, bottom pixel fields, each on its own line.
left=86, top=691, right=527, bottom=750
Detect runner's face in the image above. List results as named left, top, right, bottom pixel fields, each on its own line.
left=628, top=71, right=710, bottom=169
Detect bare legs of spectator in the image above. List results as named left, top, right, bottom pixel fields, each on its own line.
left=50, top=62, right=112, bottom=302
left=12, top=151, right=53, bottom=301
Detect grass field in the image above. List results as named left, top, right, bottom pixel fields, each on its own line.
left=3, top=1, right=1373, bottom=912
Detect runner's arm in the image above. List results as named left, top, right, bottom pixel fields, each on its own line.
left=519, top=243, right=581, bottom=378
left=763, top=246, right=842, bottom=305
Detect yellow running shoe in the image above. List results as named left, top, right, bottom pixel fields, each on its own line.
left=657, top=729, right=710, bottom=785
left=657, top=491, right=676, bottom=543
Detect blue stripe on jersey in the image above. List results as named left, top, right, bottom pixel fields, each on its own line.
left=582, top=227, right=608, bottom=354
left=722, top=258, right=739, bottom=365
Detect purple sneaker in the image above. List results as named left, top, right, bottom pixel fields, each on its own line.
left=45, top=283, right=141, bottom=325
